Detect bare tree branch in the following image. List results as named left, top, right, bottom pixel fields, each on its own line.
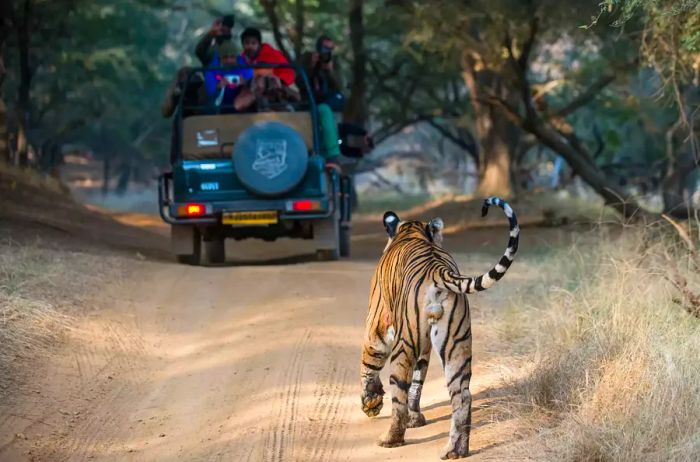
left=370, top=113, right=435, bottom=146
left=518, top=16, right=539, bottom=71
left=552, top=74, right=616, bottom=118
left=476, top=94, right=525, bottom=125
left=424, top=118, right=479, bottom=164
left=259, top=0, right=293, bottom=61
left=503, top=19, right=538, bottom=121
left=482, top=23, right=651, bottom=219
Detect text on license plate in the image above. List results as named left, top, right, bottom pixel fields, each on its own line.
left=222, top=211, right=278, bottom=225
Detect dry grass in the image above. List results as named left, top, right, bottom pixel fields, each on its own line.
left=497, top=223, right=700, bottom=461
left=0, top=238, right=126, bottom=394
left=0, top=161, right=68, bottom=195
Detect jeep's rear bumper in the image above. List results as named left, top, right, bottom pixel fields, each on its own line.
left=157, top=170, right=348, bottom=226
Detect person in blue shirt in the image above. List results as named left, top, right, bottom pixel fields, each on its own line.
left=203, top=42, right=253, bottom=113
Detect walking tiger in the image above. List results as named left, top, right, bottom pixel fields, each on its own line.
left=360, top=197, right=519, bottom=459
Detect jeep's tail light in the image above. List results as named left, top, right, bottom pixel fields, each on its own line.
left=290, top=199, right=321, bottom=212
left=176, top=203, right=206, bottom=217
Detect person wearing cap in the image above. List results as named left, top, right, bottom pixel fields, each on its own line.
left=203, top=41, right=253, bottom=112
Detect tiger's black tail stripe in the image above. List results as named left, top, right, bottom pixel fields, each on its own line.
left=439, top=197, right=519, bottom=294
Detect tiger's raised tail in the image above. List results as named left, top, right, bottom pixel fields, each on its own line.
left=438, top=197, right=519, bottom=294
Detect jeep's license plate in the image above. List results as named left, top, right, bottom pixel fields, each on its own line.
left=222, top=210, right=278, bottom=226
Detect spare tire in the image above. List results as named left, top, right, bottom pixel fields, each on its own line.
left=233, top=121, right=309, bottom=197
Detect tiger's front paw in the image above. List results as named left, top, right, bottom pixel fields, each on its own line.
left=361, top=377, right=385, bottom=417
left=361, top=391, right=384, bottom=417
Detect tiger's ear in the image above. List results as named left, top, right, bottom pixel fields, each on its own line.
left=426, top=217, right=444, bottom=245
left=383, top=211, right=400, bottom=237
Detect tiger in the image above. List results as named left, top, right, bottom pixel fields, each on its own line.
left=359, top=197, right=519, bottom=459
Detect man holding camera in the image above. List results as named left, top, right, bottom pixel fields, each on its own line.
left=297, top=36, right=343, bottom=109
left=161, top=14, right=236, bottom=118
left=296, top=35, right=348, bottom=169
left=195, top=14, right=236, bottom=67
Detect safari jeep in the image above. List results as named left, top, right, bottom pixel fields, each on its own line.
left=158, top=64, right=353, bottom=265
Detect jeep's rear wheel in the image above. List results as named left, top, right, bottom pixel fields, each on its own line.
left=203, top=238, right=226, bottom=265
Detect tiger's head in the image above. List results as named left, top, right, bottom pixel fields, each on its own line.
left=382, top=211, right=444, bottom=252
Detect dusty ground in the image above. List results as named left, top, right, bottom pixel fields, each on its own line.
left=0, top=177, right=572, bottom=461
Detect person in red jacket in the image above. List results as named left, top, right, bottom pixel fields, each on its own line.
left=234, top=28, right=299, bottom=111
left=237, top=28, right=295, bottom=85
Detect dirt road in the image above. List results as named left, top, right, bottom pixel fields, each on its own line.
left=0, top=221, right=554, bottom=461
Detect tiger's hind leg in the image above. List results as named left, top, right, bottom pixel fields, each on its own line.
left=377, top=347, right=413, bottom=448
left=407, top=345, right=431, bottom=428
left=360, top=334, right=391, bottom=417
left=430, top=294, right=472, bottom=460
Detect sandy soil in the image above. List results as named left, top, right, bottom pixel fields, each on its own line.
left=0, top=207, right=569, bottom=461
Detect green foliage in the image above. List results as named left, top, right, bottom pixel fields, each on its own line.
left=599, top=0, right=700, bottom=89
left=0, top=0, right=690, bottom=192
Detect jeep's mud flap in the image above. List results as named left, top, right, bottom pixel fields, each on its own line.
left=314, top=210, right=340, bottom=261
left=171, top=224, right=197, bottom=255
left=171, top=224, right=202, bottom=265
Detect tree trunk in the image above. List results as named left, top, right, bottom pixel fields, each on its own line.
left=462, top=57, right=518, bottom=197
left=102, top=156, right=111, bottom=196
left=116, top=162, right=131, bottom=196
left=292, top=0, right=304, bottom=59
left=16, top=0, right=32, bottom=167
left=343, top=0, right=367, bottom=126
left=16, top=112, right=28, bottom=167
left=0, top=98, right=8, bottom=163
left=0, top=14, right=7, bottom=164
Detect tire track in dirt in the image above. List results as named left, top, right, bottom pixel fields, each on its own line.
left=0, top=315, right=148, bottom=460
left=298, top=344, right=351, bottom=462
left=263, top=327, right=312, bottom=462
left=30, top=317, right=151, bottom=461
left=314, top=368, right=350, bottom=461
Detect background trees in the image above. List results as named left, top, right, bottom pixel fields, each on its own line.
left=0, top=0, right=697, bottom=217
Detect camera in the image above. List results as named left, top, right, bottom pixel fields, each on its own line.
left=224, top=74, right=241, bottom=86
left=222, top=15, right=235, bottom=29
left=319, top=46, right=333, bottom=63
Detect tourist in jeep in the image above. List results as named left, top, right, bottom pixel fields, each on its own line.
left=231, top=28, right=300, bottom=112
left=298, top=35, right=343, bottom=110
left=237, top=28, right=295, bottom=85
left=296, top=35, right=344, bottom=166
left=195, top=14, right=236, bottom=67
left=204, top=41, right=252, bottom=113
left=161, top=14, right=236, bottom=118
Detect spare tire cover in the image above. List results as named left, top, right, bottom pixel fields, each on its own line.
left=233, top=121, right=309, bottom=197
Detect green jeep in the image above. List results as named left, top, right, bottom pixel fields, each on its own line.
left=158, top=64, right=353, bottom=265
